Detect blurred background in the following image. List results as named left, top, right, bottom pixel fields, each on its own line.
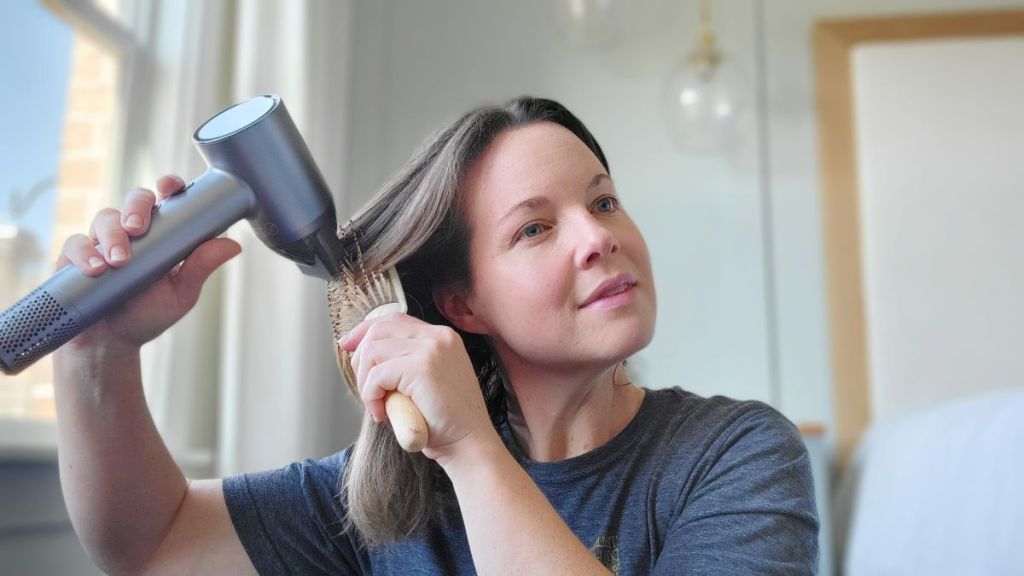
left=1, top=0, right=1022, bottom=574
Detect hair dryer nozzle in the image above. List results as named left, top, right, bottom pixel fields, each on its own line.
left=193, top=94, right=346, bottom=281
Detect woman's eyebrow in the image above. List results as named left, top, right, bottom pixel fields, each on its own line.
left=497, top=173, right=611, bottom=225
left=588, top=173, right=611, bottom=189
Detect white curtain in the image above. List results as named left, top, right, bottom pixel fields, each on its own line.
left=125, top=0, right=362, bottom=479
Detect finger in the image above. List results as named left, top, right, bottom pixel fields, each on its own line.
left=168, top=237, right=243, bottom=307
left=361, top=357, right=414, bottom=423
left=88, top=208, right=132, bottom=267
left=351, top=338, right=420, bottom=398
left=155, top=175, right=186, bottom=200
left=339, top=311, right=422, bottom=352
left=57, top=233, right=107, bottom=275
left=120, top=187, right=157, bottom=236
left=338, top=314, right=396, bottom=352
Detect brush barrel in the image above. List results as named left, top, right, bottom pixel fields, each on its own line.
left=385, top=391, right=428, bottom=452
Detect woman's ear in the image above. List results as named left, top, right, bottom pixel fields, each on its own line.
left=433, top=285, right=489, bottom=335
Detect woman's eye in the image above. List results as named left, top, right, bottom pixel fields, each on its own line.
left=595, top=196, right=619, bottom=213
left=519, top=223, right=545, bottom=240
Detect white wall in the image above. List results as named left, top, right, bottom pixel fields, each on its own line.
left=346, top=0, right=1024, bottom=437
left=763, top=0, right=1024, bottom=434
left=853, top=36, right=1024, bottom=420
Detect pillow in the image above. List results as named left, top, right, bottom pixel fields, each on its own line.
left=837, top=387, right=1024, bottom=575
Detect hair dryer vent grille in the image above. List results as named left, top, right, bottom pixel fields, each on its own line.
left=0, top=288, right=80, bottom=373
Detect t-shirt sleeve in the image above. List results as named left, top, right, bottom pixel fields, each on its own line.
left=654, top=403, right=820, bottom=575
left=222, top=447, right=365, bottom=575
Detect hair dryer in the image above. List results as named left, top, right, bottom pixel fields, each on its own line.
left=0, top=94, right=348, bottom=375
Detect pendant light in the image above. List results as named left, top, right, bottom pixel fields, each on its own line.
left=663, top=0, right=745, bottom=152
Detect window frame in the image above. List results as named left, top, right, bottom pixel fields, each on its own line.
left=0, top=0, right=150, bottom=458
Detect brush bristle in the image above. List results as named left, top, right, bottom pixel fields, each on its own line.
left=327, top=226, right=404, bottom=395
left=326, top=266, right=401, bottom=338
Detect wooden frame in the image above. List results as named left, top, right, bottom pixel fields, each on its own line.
left=814, top=9, right=1024, bottom=465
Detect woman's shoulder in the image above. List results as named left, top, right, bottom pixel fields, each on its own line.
left=642, top=386, right=804, bottom=459
left=644, top=386, right=787, bottom=425
left=222, top=445, right=356, bottom=510
left=221, top=445, right=367, bottom=574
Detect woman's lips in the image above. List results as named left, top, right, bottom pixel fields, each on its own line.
left=580, top=273, right=638, bottom=308
left=580, top=282, right=637, bottom=310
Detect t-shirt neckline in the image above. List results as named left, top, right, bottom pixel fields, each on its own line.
left=499, top=387, right=658, bottom=484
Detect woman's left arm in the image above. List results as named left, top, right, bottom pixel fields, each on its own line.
left=437, top=430, right=611, bottom=576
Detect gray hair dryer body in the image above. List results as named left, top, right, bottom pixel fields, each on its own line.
left=0, top=95, right=347, bottom=375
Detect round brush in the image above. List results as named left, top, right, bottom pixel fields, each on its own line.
left=327, top=230, right=428, bottom=453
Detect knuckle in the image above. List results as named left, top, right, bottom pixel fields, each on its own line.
left=187, top=249, right=213, bottom=276
left=129, top=186, right=156, bottom=202
left=96, top=207, right=121, bottom=220
left=365, top=363, right=380, bottom=384
left=361, top=347, right=378, bottom=368
left=64, top=233, right=89, bottom=250
left=124, top=189, right=156, bottom=215
left=63, top=234, right=102, bottom=271
left=158, top=174, right=185, bottom=194
left=426, top=337, right=444, bottom=355
left=94, top=212, right=126, bottom=236
left=360, top=380, right=376, bottom=404
left=433, top=325, right=455, bottom=343
left=174, top=286, right=200, bottom=310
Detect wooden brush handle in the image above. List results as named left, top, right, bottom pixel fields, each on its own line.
left=385, top=391, right=428, bottom=453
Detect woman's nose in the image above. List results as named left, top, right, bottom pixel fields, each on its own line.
left=574, top=215, right=619, bottom=268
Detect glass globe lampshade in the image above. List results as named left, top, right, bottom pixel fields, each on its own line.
left=663, top=27, right=745, bottom=152
left=554, top=0, right=623, bottom=50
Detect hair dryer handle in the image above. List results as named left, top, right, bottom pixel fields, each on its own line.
left=0, top=169, right=254, bottom=375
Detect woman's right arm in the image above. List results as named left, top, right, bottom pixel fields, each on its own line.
left=51, top=175, right=255, bottom=575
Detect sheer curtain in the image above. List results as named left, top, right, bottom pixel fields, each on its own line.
left=217, top=0, right=362, bottom=476
left=126, top=0, right=361, bottom=479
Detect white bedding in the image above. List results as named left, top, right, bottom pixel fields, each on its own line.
left=835, top=387, right=1024, bottom=575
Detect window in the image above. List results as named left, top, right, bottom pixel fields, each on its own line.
left=1, top=0, right=134, bottom=446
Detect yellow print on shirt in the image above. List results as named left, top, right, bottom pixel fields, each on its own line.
left=589, top=535, right=620, bottom=575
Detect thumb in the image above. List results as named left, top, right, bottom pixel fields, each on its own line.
left=170, top=237, right=242, bottom=294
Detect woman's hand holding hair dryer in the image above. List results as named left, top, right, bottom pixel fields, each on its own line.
left=55, top=174, right=242, bottom=358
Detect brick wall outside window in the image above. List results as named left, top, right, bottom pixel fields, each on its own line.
left=1, top=34, right=118, bottom=421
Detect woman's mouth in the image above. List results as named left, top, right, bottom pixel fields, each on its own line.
left=580, top=275, right=638, bottom=309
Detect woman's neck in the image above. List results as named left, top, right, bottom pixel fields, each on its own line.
left=501, top=361, right=645, bottom=462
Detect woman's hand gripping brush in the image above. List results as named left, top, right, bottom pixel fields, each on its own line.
left=338, top=313, right=503, bottom=467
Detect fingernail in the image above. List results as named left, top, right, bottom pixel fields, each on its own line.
left=110, top=246, right=127, bottom=262
left=88, top=256, right=104, bottom=268
left=125, top=214, right=143, bottom=228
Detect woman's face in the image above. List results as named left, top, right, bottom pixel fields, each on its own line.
left=453, top=121, right=656, bottom=372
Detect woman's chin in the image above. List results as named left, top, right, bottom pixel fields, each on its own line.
left=601, top=320, right=655, bottom=362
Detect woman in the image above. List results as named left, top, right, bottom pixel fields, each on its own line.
left=53, top=96, right=818, bottom=574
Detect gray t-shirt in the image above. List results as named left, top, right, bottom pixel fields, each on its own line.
left=223, top=387, right=819, bottom=574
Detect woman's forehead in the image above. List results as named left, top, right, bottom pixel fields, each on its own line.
left=464, top=123, right=604, bottom=216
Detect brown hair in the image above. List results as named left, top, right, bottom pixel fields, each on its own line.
left=337, top=96, right=610, bottom=548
